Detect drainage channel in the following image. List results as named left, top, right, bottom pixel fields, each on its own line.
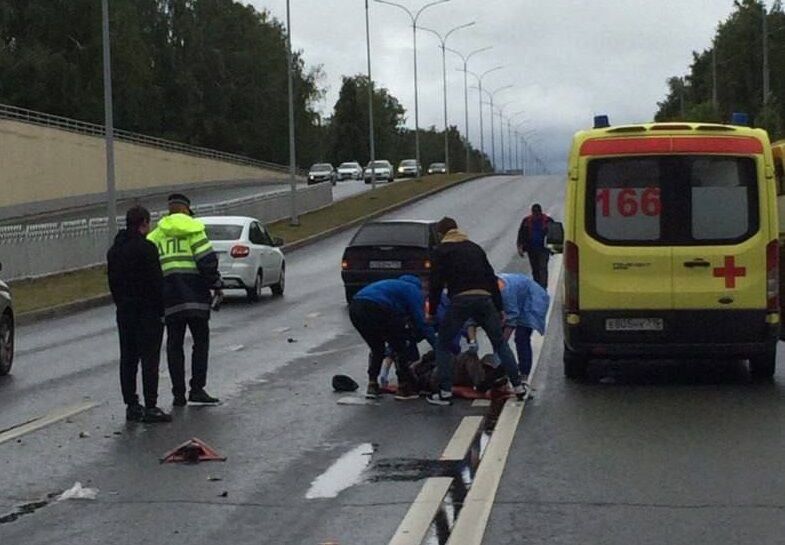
left=384, top=395, right=509, bottom=545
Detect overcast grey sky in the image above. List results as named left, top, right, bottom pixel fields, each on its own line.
left=254, top=1, right=738, bottom=171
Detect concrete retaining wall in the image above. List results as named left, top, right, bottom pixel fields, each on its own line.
left=0, top=119, right=288, bottom=218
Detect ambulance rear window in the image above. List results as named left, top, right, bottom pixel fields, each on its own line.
left=587, top=155, right=758, bottom=245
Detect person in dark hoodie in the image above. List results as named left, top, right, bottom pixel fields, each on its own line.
left=148, top=194, right=221, bottom=406
left=349, top=275, right=436, bottom=400
left=426, top=217, right=526, bottom=405
left=107, top=206, right=171, bottom=423
left=516, top=203, right=553, bottom=289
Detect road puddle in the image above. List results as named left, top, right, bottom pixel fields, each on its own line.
left=305, top=443, right=375, bottom=499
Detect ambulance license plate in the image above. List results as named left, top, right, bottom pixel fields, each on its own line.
left=605, top=318, right=663, bottom=332
left=369, top=260, right=402, bottom=269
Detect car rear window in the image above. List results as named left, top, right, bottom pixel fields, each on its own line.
left=587, top=155, right=758, bottom=245
left=205, top=224, right=243, bottom=241
left=350, top=223, right=429, bottom=247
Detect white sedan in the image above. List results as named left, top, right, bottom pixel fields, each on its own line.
left=201, top=216, right=286, bottom=302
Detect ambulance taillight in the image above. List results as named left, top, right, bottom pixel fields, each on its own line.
left=565, top=241, right=580, bottom=312
left=766, top=240, right=779, bottom=312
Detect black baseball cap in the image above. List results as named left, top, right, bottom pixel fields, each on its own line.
left=168, top=193, right=193, bottom=215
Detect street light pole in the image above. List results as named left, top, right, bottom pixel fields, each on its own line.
left=376, top=0, right=450, bottom=177
left=101, top=0, right=116, bottom=244
left=475, top=84, right=512, bottom=172
left=419, top=22, right=475, bottom=174
left=286, top=0, right=299, bottom=225
left=446, top=46, right=491, bottom=172
left=763, top=2, right=771, bottom=105
left=365, top=0, right=377, bottom=190
left=497, top=102, right=515, bottom=173
left=465, top=66, right=503, bottom=171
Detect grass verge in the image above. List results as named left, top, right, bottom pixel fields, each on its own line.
left=11, top=173, right=474, bottom=317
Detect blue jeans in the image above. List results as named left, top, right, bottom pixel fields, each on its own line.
left=435, top=295, right=521, bottom=392
left=514, top=327, right=533, bottom=376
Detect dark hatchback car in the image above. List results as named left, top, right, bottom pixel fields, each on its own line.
left=341, top=220, right=439, bottom=303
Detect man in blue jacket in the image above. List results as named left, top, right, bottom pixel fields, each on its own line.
left=498, top=273, right=550, bottom=382
left=349, top=275, right=436, bottom=400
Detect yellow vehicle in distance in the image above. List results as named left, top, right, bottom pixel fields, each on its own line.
left=561, top=115, right=780, bottom=381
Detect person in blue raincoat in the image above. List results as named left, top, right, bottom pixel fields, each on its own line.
left=497, top=273, right=550, bottom=382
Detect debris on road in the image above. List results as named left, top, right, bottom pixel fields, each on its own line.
left=287, top=338, right=298, bottom=343
left=57, top=482, right=98, bottom=501
left=228, top=344, right=245, bottom=352
left=305, top=443, right=374, bottom=499
left=207, top=476, right=223, bottom=482
left=336, top=397, right=378, bottom=406
left=332, top=375, right=359, bottom=392
left=161, top=437, right=227, bottom=464
left=218, top=491, right=228, bottom=498
left=79, top=431, right=90, bottom=439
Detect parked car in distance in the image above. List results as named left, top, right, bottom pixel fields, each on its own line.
left=0, top=262, right=14, bottom=376
left=308, top=163, right=336, bottom=185
left=427, top=162, right=447, bottom=175
left=341, top=220, right=439, bottom=303
left=337, top=161, right=363, bottom=181
left=398, top=159, right=422, bottom=178
left=201, top=216, right=285, bottom=302
left=364, top=160, right=394, bottom=183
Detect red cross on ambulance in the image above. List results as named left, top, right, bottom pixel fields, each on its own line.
left=713, top=256, right=746, bottom=289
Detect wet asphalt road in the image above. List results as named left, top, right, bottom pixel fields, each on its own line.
left=0, top=174, right=560, bottom=544
left=485, top=288, right=785, bottom=541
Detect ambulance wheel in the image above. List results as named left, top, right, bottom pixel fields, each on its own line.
left=563, top=347, right=588, bottom=381
left=749, top=350, right=776, bottom=381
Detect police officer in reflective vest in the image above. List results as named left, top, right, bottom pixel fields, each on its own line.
left=148, top=194, right=221, bottom=406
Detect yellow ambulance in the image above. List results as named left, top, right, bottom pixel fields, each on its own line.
left=561, top=116, right=780, bottom=380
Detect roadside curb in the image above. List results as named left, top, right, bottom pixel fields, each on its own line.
left=281, top=173, right=490, bottom=253
left=17, top=173, right=494, bottom=325
left=17, top=294, right=113, bottom=326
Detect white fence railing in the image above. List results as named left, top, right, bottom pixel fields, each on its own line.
left=0, top=184, right=332, bottom=281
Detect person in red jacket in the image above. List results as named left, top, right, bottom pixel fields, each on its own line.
left=516, top=203, right=553, bottom=289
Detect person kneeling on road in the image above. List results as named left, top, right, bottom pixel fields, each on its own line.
left=148, top=193, right=222, bottom=406
left=349, top=275, right=436, bottom=400
left=497, top=273, right=550, bottom=384
left=427, top=217, right=526, bottom=406
left=107, top=206, right=172, bottom=423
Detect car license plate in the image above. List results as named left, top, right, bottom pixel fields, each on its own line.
left=605, top=318, right=663, bottom=331
left=369, top=260, right=402, bottom=269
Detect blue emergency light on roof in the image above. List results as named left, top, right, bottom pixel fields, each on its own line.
left=593, top=115, right=610, bottom=129
left=731, top=112, right=749, bottom=126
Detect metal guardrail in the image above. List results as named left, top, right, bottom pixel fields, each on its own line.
left=0, top=102, right=289, bottom=173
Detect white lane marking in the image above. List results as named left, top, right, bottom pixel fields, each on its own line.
left=388, top=478, right=454, bottom=545
left=471, top=399, right=491, bottom=408
left=446, top=256, right=563, bottom=545
left=440, top=416, right=483, bottom=461
left=0, top=401, right=99, bottom=446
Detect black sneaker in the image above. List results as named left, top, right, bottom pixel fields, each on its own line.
left=126, top=403, right=145, bottom=422
left=513, top=384, right=528, bottom=401
left=188, top=389, right=220, bottom=404
left=143, top=407, right=173, bottom=423
left=394, top=383, right=419, bottom=401
left=173, top=395, right=187, bottom=407
left=426, top=391, right=453, bottom=406
left=365, top=382, right=380, bottom=399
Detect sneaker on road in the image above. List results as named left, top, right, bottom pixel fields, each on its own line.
left=126, top=403, right=145, bottom=422
left=143, top=407, right=173, bottom=423
left=173, top=395, right=187, bottom=407
left=426, top=391, right=453, bottom=406
left=365, top=382, right=380, bottom=399
left=394, top=384, right=419, bottom=401
left=189, top=389, right=220, bottom=404
left=513, top=383, right=528, bottom=400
